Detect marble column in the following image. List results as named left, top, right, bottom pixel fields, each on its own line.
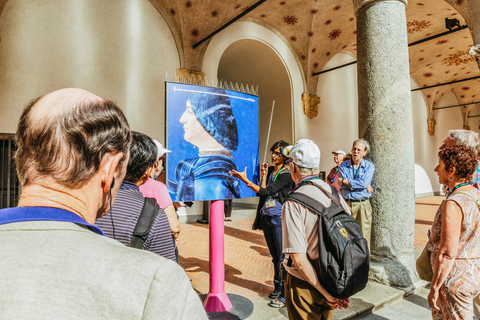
left=354, top=0, right=418, bottom=291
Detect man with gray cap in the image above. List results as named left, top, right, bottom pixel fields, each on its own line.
left=282, top=139, right=350, bottom=320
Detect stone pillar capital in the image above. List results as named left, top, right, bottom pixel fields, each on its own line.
left=301, top=93, right=320, bottom=119
left=353, top=0, right=407, bottom=14
left=176, top=68, right=206, bottom=84
left=427, top=118, right=436, bottom=136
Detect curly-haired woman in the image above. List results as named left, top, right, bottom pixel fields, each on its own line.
left=428, top=145, right=480, bottom=319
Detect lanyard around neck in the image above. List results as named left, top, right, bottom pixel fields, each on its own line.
left=273, top=166, right=285, bottom=182
left=451, top=182, right=470, bottom=193
left=352, top=162, right=361, bottom=178
left=296, top=176, right=320, bottom=189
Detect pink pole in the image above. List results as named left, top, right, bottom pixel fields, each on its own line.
left=203, top=200, right=232, bottom=312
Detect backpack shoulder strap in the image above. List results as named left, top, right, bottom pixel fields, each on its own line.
left=286, top=192, right=326, bottom=216
left=129, top=197, right=160, bottom=249
left=303, top=180, right=343, bottom=207
left=286, top=191, right=344, bottom=219
left=298, top=180, right=344, bottom=208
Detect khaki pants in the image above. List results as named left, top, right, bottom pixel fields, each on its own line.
left=347, top=199, right=372, bottom=251
left=284, top=272, right=334, bottom=320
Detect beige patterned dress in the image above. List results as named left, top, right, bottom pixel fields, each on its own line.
left=428, top=189, right=480, bottom=319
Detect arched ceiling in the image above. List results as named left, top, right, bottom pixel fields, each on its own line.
left=218, top=39, right=293, bottom=157
left=151, top=0, right=480, bottom=113
left=0, top=0, right=478, bottom=115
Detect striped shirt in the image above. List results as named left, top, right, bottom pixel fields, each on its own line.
left=95, top=181, right=176, bottom=261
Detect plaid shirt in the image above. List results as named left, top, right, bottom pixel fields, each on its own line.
left=471, top=161, right=480, bottom=190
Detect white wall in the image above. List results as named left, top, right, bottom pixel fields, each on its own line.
left=312, top=52, right=358, bottom=175
left=411, top=78, right=466, bottom=194
left=0, top=0, right=179, bottom=141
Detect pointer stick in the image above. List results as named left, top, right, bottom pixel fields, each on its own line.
left=263, top=100, right=275, bottom=164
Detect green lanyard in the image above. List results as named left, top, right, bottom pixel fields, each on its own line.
left=266, top=167, right=286, bottom=201
left=273, top=166, right=285, bottom=182
left=297, top=176, right=320, bottom=188
left=352, top=164, right=361, bottom=178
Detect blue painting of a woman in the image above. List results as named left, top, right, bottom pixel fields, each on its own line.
left=173, top=87, right=241, bottom=201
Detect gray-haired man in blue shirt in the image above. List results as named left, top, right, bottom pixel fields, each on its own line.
left=337, top=139, right=375, bottom=250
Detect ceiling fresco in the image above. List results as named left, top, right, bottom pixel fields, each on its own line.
left=153, top=0, right=480, bottom=117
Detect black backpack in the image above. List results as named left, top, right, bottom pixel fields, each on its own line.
left=286, top=182, right=369, bottom=299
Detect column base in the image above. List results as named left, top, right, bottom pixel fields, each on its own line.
left=369, top=254, right=418, bottom=294
left=201, top=293, right=254, bottom=319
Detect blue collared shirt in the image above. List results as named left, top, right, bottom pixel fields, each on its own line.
left=0, top=206, right=104, bottom=235
left=339, top=159, right=375, bottom=200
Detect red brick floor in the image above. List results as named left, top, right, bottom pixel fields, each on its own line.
left=178, top=196, right=444, bottom=298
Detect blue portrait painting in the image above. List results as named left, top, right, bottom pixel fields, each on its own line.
left=166, top=82, right=259, bottom=202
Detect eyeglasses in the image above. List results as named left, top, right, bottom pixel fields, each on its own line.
left=156, top=156, right=166, bottom=165
left=270, top=151, right=283, bottom=157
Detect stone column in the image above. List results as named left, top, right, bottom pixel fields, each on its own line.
left=354, top=0, right=418, bottom=291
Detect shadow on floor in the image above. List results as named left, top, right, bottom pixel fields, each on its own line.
left=250, top=245, right=270, bottom=257
left=405, top=293, right=430, bottom=310
left=190, top=222, right=267, bottom=246
left=179, top=255, right=273, bottom=296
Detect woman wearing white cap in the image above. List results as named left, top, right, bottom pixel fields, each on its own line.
left=139, top=140, right=180, bottom=241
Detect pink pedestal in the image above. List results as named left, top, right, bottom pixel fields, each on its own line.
left=203, top=200, right=233, bottom=312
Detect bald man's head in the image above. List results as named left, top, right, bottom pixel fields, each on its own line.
left=15, top=88, right=131, bottom=187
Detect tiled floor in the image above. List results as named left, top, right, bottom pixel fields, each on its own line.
left=178, top=196, right=443, bottom=300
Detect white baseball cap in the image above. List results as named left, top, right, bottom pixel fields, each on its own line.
left=332, top=150, right=346, bottom=156
left=153, top=140, right=171, bottom=159
left=282, top=139, right=320, bottom=169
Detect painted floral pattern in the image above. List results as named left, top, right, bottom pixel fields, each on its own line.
left=407, top=20, right=432, bottom=34
left=284, top=16, right=298, bottom=25
left=442, top=51, right=476, bottom=66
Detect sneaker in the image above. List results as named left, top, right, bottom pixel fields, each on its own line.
left=268, top=290, right=281, bottom=299
left=268, top=298, right=285, bottom=308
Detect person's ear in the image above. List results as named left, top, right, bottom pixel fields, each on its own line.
left=101, top=152, right=124, bottom=193
left=140, top=167, right=153, bottom=185
left=449, top=166, right=456, bottom=178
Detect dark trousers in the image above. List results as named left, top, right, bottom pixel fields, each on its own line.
left=262, top=214, right=284, bottom=298
left=224, top=199, right=233, bottom=218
